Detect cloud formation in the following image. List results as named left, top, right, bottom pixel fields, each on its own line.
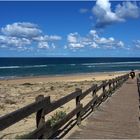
left=1, top=22, right=42, bottom=38
left=0, top=35, right=31, bottom=48
left=115, top=2, right=140, bottom=19
left=92, top=0, right=140, bottom=28
left=67, top=29, right=124, bottom=50
left=0, top=22, right=62, bottom=51
left=133, top=40, right=140, bottom=49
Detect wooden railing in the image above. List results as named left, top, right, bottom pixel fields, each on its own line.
left=0, top=73, right=129, bottom=139
left=137, top=73, right=140, bottom=100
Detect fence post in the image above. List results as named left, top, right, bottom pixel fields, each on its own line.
left=91, top=84, right=97, bottom=110
left=75, top=88, right=82, bottom=125
left=108, top=80, right=112, bottom=96
left=115, top=77, right=118, bottom=88
left=102, top=81, right=107, bottom=101
left=118, top=77, right=121, bottom=87
left=137, top=77, right=140, bottom=100
left=112, top=79, right=115, bottom=91
left=35, top=95, right=50, bottom=139
left=92, top=84, right=97, bottom=98
left=102, top=81, right=106, bottom=93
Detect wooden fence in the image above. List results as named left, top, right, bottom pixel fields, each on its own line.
left=137, top=73, right=140, bottom=99
left=0, top=73, right=129, bottom=139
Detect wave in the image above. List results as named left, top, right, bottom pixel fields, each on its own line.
left=0, top=61, right=140, bottom=70
left=69, top=64, right=76, bottom=66
left=81, top=61, right=140, bottom=66
left=86, top=64, right=140, bottom=68
left=87, top=66, right=96, bottom=68
left=0, top=66, right=21, bottom=69
left=0, top=65, right=48, bottom=69
left=22, top=65, right=48, bottom=68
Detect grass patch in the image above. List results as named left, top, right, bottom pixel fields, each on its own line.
left=50, top=86, right=54, bottom=90
left=48, top=110, right=66, bottom=127
left=4, top=99, right=16, bottom=104
left=21, top=83, right=34, bottom=86
left=15, top=111, right=66, bottom=139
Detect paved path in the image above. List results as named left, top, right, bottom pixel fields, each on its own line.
left=68, top=78, right=140, bottom=139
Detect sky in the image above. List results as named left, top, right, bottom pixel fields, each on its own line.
left=0, top=0, right=140, bottom=57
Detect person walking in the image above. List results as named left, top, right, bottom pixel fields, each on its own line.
left=130, top=70, right=135, bottom=79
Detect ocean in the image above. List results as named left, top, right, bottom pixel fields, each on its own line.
left=0, top=57, right=140, bottom=79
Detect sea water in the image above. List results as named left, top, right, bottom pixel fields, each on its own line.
left=0, top=57, right=140, bottom=79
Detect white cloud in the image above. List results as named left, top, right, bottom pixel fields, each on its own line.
left=48, top=35, right=62, bottom=41
left=117, top=41, right=124, bottom=48
left=89, top=30, right=99, bottom=39
left=92, top=0, right=140, bottom=28
left=90, top=42, right=99, bottom=48
left=33, top=35, right=62, bottom=42
left=89, top=30, right=124, bottom=49
left=38, top=42, right=49, bottom=49
left=133, top=40, right=140, bottom=49
left=67, top=33, right=85, bottom=49
left=0, top=35, right=31, bottom=48
left=66, top=29, right=124, bottom=50
left=67, top=33, right=78, bottom=43
left=69, top=43, right=84, bottom=48
left=51, top=43, right=56, bottom=49
left=0, top=22, right=62, bottom=51
left=92, top=0, right=123, bottom=28
left=115, top=1, right=140, bottom=19
left=1, top=22, right=42, bottom=38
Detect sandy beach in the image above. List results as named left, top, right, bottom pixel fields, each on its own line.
left=0, top=71, right=129, bottom=139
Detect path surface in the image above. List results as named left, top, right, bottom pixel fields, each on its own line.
left=68, top=78, right=140, bottom=139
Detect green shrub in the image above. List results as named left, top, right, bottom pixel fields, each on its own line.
left=15, top=111, right=66, bottom=139
left=48, top=110, right=66, bottom=127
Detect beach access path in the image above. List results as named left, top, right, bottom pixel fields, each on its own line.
left=68, top=78, right=140, bottom=139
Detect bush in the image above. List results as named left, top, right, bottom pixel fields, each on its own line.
left=50, top=86, right=54, bottom=90
left=15, top=111, right=66, bottom=139
left=4, top=99, right=16, bottom=104
left=22, top=83, right=33, bottom=86
left=48, top=110, right=66, bottom=127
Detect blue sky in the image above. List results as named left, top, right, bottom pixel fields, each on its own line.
left=0, top=1, right=140, bottom=57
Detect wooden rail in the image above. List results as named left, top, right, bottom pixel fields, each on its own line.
left=0, top=73, right=129, bottom=139
left=137, top=73, right=140, bottom=99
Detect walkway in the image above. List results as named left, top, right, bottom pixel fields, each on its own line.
left=68, top=78, right=140, bottom=139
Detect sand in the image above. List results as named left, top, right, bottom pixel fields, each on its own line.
left=0, top=71, right=129, bottom=139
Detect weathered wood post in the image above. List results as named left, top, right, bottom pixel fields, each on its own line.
left=112, top=78, right=115, bottom=91
left=92, top=84, right=97, bottom=98
left=120, top=76, right=123, bottom=85
left=108, top=80, right=112, bottom=96
left=137, top=77, right=140, bottom=100
left=75, top=88, right=82, bottom=125
left=117, top=77, right=120, bottom=87
left=119, top=76, right=122, bottom=85
left=102, top=80, right=107, bottom=101
left=92, top=84, right=97, bottom=110
left=115, top=77, right=118, bottom=88
left=35, top=95, right=50, bottom=139
left=102, top=80, right=106, bottom=93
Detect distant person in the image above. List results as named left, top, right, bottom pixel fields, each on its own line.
left=130, top=70, right=135, bottom=79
